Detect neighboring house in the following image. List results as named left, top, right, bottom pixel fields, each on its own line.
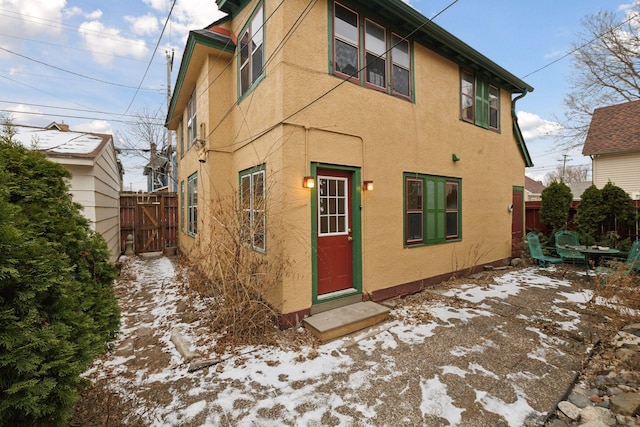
left=525, top=176, right=545, bottom=201
left=582, top=99, right=640, bottom=200
left=143, top=143, right=170, bottom=192
left=166, top=0, right=534, bottom=326
left=566, top=181, right=591, bottom=200
left=12, top=122, right=123, bottom=262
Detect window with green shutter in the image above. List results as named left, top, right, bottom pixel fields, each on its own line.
left=460, top=69, right=500, bottom=131
left=404, top=173, right=461, bottom=246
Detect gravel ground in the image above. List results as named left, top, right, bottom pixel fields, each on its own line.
left=72, top=255, right=634, bottom=426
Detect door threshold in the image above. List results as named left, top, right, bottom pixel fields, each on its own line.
left=311, top=292, right=362, bottom=315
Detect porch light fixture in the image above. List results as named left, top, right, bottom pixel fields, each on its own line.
left=452, top=153, right=461, bottom=162
left=303, top=176, right=315, bottom=189
left=363, top=181, right=374, bottom=191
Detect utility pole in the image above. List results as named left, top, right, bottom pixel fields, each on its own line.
left=166, top=49, right=174, bottom=192
left=561, top=154, right=570, bottom=183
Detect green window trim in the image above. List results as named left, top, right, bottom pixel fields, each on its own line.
left=238, top=1, right=265, bottom=100
left=239, top=164, right=266, bottom=252
left=404, top=173, right=462, bottom=246
left=187, top=172, right=198, bottom=237
left=330, top=1, right=414, bottom=101
left=461, top=69, right=500, bottom=131
left=180, top=180, right=185, bottom=233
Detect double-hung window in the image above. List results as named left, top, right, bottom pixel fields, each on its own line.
left=187, top=172, right=198, bottom=237
left=332, top=1, right=412, bottom=99
left=240, top=166, right=266, bottom=252
left=365, top=20, right=386, bottom=88
left=404, top=173, right=461, bottom=246
left=239, top=2, right=264, bottom=97
left=187, top=92, right=197, bottom=147
left=460, top=69, right=500, bottom=130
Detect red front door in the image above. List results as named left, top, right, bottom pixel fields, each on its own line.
left=317, top=169, right=353, bottom=295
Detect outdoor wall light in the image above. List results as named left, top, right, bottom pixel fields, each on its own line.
left=452, top=153, right=461, bottom=162
left=508, top=204, right=514, bottom=212
left=303, top=176, right=315, bottom=189
left=363, top=181, right=374, bottom=191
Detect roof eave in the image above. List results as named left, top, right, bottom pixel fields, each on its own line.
left=166, top=30, right=236, bottom=129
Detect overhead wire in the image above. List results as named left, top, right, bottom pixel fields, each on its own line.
left=201, top=0, right=461, bottom=149
left=122, top=0, right=177, bottom=114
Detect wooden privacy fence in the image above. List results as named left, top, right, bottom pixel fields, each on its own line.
left=120, top=192, right=177, bottom=254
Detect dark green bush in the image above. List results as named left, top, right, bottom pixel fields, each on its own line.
left=0, top=126, right=120, bottom=426
left=540, top=181, right=573, bottom=232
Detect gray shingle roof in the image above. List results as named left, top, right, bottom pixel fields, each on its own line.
left=582, top=99, right=640, bottom=155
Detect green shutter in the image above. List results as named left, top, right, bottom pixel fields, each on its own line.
left=424, top=176, right=446, bottom=244
left=474, top=76, right=489, bottom=129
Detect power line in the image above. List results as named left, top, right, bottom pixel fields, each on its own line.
left=123, top=0, right=177, bottom=114
left=0, top=108, right=162, bottom=125
left=0, top=32, right=166, bottom=67
left=202, top=0, right=461, bottom=147
left=0, top=99, right=164, bottom=122
left=522, top=10, right=640, bottom=79
left=0, top=45, right=156, bottom=90
left=0, top=7, right=149, bottom=49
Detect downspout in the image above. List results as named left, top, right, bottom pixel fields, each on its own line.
left=512, top=89, right=534, bottom=168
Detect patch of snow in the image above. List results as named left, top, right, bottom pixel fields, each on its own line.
left=420, top=375, right=464, bottom=426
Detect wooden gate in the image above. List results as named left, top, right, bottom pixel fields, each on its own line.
left=120, top=192, right=177, bottom=254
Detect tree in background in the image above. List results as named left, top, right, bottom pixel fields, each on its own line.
left=560, top=5, right=640, bottom=149
left=574, top=182, right=635, bottom=249
left=540, top=181, right=573, bottom=232
left=543, top=164, right=590, bottom=185
left=0, top=121, right=120, bottom=426
left=601, top=181, right=635, bottom=236
left=574, top=184, right=606, bottom=245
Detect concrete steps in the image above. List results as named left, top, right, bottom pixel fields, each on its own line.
left=303, top=301, right=391, bottom=342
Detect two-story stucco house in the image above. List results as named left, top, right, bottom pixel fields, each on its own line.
left=166, top=0, right=534, bottom=327
left=582, top=99, right=640, bottom=200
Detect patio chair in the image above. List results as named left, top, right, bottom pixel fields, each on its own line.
left=596, top=240, right=640, bottom=277
left=526, top=232, right=563, bottom=267
left=554, top=230, right=586, bottom=265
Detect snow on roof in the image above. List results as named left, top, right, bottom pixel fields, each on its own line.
left=10, top=124, right=111, bottom=159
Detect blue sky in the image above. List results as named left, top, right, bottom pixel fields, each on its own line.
left=0, top=0, right=635, bottom=189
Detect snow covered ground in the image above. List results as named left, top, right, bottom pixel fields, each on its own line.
left=82, top=256, right=614, bottom=426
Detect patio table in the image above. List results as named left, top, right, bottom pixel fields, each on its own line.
left=568, top=245, right=620, bottom=275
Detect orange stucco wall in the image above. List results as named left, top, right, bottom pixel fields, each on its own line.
left=172, top=0, right=528, bottom=317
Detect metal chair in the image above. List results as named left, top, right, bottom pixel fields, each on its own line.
left=554, top=230, right=586, bottom=265
left=526, top=232, right=563, bottom=267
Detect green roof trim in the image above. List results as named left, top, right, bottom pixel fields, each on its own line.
left=166, top=30, right=235, bottom=128
left=512, top=92, right=533, bottom=167
left=217, top=0, right=251, bottom=15
left=350, top=0, right=533, bottom=94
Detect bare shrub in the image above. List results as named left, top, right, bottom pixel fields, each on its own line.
left=187, top=190, right=289, bottom=349
left=591, top=263, right=640, bottom=325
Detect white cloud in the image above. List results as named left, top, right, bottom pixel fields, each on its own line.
left=617, top=1, right=639, bottom=11
left=543, top=49, right=564, bottom=59
left=74, top=120, right=113, bottom=135
left=85, top=9, right=103, bottom=20
left=143, top=0, right=172, bottom=12
left=517, top=111, right=563, bottom=140
left=0, top=0, right=66, bottom=41
left=63, top=6, right=83, bottom=18
left=125, top=14, right=160, bottom=36
left=6, top=104, right=45, bottom=126
left=78, top=20, right=149, bottom=65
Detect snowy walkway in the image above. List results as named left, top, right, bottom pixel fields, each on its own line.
left=82, top=255, right=614, bottom=426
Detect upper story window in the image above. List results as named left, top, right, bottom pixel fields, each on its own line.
left=460, top=69, right=500, bottom=131
left=178, top=121, right=184, bottom=158
left=187, top=91, right=197, bottom=147
left=332, top=2, right=412, bottom=100
left=239, top=2, right=264, bottom=97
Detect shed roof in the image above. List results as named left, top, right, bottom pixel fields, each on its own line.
left=525, top=176, right=545, bottom=194
left=10, top=123, right=113, bottom=160
left=582, top=99, right=640, bottom=155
